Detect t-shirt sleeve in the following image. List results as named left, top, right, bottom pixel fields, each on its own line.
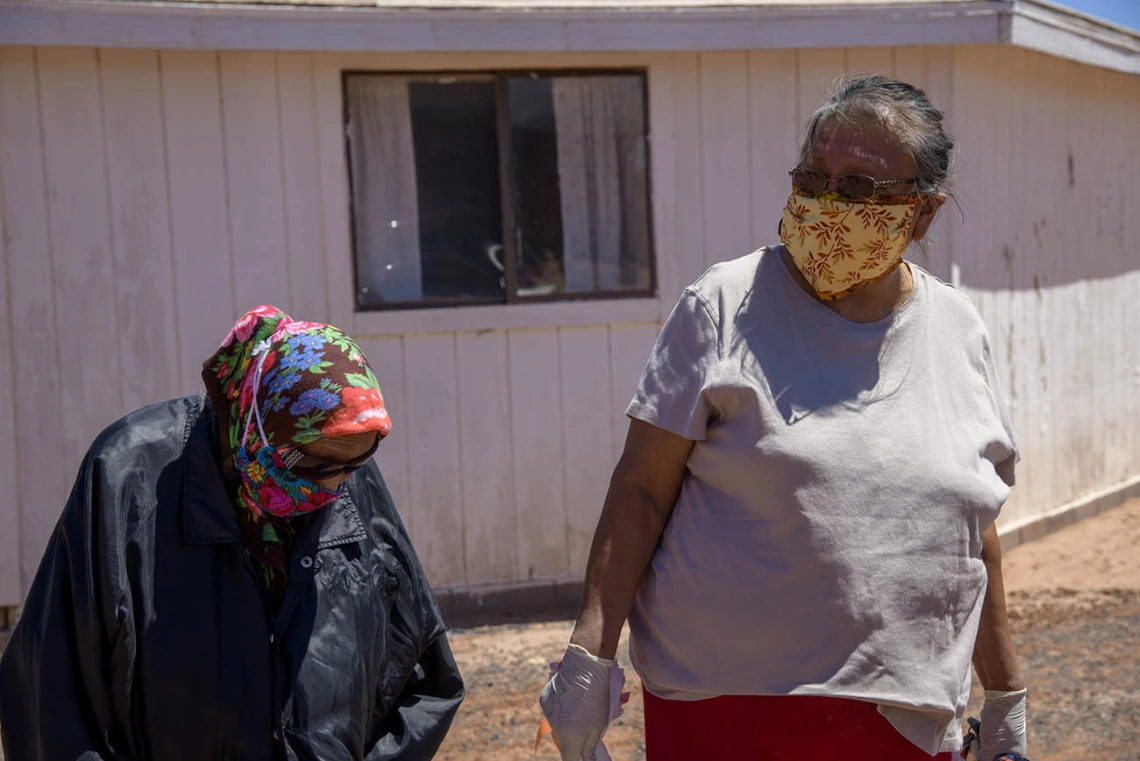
left=981, top=334, right=1019, bottom=488
left=626, top=289, right=721, bottom=441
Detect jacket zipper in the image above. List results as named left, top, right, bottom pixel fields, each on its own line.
left=239, top=548, right=284, bottom=751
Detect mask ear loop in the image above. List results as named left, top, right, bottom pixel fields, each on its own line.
left=240, top=347, right=274, bottom=452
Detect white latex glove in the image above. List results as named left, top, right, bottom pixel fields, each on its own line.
left=966, top=688, right=1028, bottom=761
left=539, top=645, right=615, bottom=761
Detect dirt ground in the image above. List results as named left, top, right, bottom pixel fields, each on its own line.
left=437, top=499, right=1140, bottom=761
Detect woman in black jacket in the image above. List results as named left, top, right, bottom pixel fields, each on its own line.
left=0, top=305, right=464, bottom=761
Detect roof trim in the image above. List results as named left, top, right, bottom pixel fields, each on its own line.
left=1011, top=0, right=1140, bottom=75
left=0, top=0, right=1136, bottom=74
left=0, top=1, right=1009, bottom=52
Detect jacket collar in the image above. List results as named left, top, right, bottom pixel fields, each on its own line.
left=181, top=400, right=368, bottom=549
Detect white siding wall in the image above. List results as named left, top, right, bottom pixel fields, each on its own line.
left=0, top=44, right=1136, bottom=601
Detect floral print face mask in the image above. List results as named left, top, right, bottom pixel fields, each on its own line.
left=779, top=191, right=918, bottom=301
left=232, top=349, right=345, bottom=519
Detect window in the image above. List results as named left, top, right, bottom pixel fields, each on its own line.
left=344, top=71, right=654, bottom=310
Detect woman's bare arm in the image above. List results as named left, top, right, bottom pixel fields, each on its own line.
left=568, top=418, right=694, bottom=660
left=972, top=523, right=1026, bottom=691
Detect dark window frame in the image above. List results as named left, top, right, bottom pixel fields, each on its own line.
left=342, top=67, right=658, bottom=312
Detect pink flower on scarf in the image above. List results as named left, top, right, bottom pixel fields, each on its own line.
left=221, top=305, right=284, bottom=348
left=273, top=320, right=325, bottom=343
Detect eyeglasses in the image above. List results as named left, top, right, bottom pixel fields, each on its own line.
left=282, top=436, right=381, bottom=481
left=789, top=166, right=917, bottom=201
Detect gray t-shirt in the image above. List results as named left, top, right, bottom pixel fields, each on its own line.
left=626, top=247, right=1017, bottom=754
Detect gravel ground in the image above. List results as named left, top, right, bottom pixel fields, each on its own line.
left=1, top=500, right=1136, bottom=760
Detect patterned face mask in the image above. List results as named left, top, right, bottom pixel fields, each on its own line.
left=232, top=349, right=344, bottom=519
left=779, top=191, right=918, bottom=301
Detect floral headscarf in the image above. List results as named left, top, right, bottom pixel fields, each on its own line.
left=202, top=305, right=392, bottom=598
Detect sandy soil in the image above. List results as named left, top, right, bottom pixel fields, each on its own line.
left=437, top=499, right=1140, bottom=761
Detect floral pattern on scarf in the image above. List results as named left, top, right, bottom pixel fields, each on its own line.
left=202, top=305, right=392, bottom=600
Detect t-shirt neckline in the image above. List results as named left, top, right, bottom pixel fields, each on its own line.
left=773, top=245, right=925, bottom=332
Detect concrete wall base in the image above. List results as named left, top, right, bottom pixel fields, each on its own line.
left=999, top=474, right=1140, bottom=552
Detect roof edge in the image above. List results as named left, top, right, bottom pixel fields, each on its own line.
left=0, top=0, right=1010, bottom=52
left=0, top=0, right=1136, bottom=74
left=1010, top=0, right=1140, bottom=75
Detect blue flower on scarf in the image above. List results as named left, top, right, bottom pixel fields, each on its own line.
left=265, top=368, right=301, bottom=396
left=281, top=348, right=322, bottom=372
left=288, top=334, right=326, bottom=353
left=290, top=388, right=340, bottom=416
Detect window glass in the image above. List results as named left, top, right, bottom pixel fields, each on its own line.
left=345, top=71, right=653, bottom=309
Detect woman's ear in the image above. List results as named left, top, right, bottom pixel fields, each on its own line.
left=777, top=218, right=783, bottom=237
left=912, top=192, right=947, bottom=242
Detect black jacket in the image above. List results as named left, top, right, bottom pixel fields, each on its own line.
left=0, top=396, right=464, bottom=760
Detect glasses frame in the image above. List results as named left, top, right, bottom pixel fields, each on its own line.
left=789, top=165, right=918, bottom=201
left=283, top=436, right=381, bottom=480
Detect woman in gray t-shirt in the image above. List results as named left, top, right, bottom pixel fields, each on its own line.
left=540, top=75, right=1028, bottom=761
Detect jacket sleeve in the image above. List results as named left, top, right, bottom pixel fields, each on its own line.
left=363, top=631, right=465, bottom=761
left=0, top=452, right=133, bottom=761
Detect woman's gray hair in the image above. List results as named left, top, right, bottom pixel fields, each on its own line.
left=799, top=74, right=954, bottom=196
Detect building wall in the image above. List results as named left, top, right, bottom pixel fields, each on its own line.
left=0, top=43, right=1136, bottom=603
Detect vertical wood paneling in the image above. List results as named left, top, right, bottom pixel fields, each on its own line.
left=100, top=49, right=181, bottom=411
left=559, top=326, right=614, bottom=574
left=355, top=336, right=412, bottom=537
left=455, top=331, right=517, bottom=583
left=948, top=45, right=986, bottom=296
left=1038, top=51, right=1066, bottom=511
left=647, top=57, right=682, bottom=317
left=509, top=329, right=568, bottom=581
left=922, top=46, right=954, bottom=282
left=1, top=45, right=1137, bottom=602
left=1002, top=48, right=1030, bottom=526
left=987, top=47, right=1014, bottom=517
left=607, top=323, right=660, bottom=461
left=0, top=177, right=18, bottom=605
left=277, top=53, right=332, bottom=324
left=795, top=49, right=846, bottom=128
left=0, top=48, right=61, bottom=601
left=403, top=334, right=465, bottom=586
left=314, top=55, right=356, bottom=331
left=37, top=46, right=123, bottom=483
left=0, top=50, right=41, bottom=601
left=1125, top=74, right=1140, bottom=480
left=1003, top=48, right=1032, bottom=521
left=1053, top=54, right=1082, bottom=504
left=220, top=53, right=291, bottom=313
left=1020, top=51, right=1052, bottom=516
left=160, top=50, right=236, bottom=389
left=0, top=47, right=65, bottom=598
left=1078, top=67, right=1108, bottom=493
left=748, top=50, right=798, bottom=246
left=844, top=46, right=894, bottom=77
left=892, top=47, right=928, bottom=91
left=699, top=52, right=753, bottom=267
left=670, top=53, right=706, bottom=299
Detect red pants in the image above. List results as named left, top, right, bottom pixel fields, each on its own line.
left=643, top=689, right=957, bottom=760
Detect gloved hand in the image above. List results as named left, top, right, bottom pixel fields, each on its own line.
left=965, top=688, right=1028, bottom=761
left=539, top=644, right=617, bottom=761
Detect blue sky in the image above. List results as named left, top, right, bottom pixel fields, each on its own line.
left=1053, top=0, right=1140, bottom=31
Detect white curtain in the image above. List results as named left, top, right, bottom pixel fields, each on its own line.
left=345, top=77, right=423, bottom=303
left=552, top=77, right=647, bottom=293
